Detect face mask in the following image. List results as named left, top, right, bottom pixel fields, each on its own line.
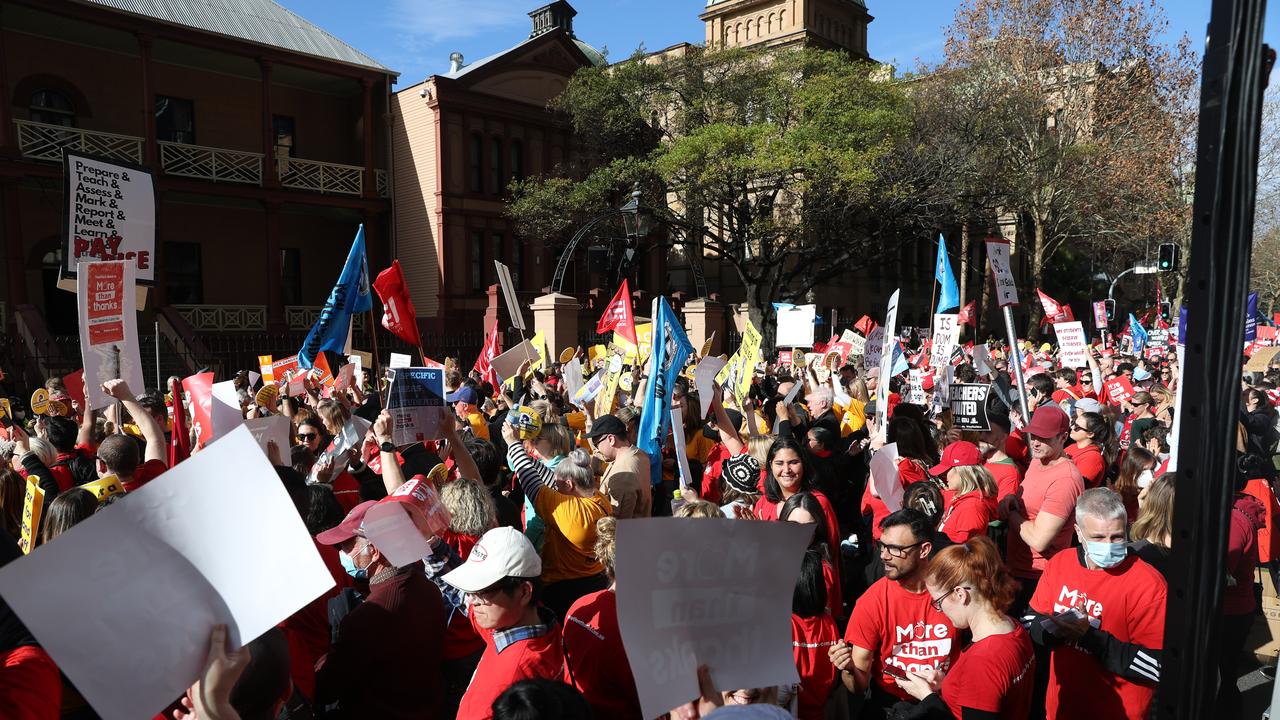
left=339, top=548, right=371, bottom=580
left=1137, top=469, right=1154, bottom=489
left=1084, top=540, right=1127, bottom=569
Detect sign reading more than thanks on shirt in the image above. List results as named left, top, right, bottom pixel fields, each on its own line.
left=63, top=151, right=155, bottom=284
left=77, top=260, right=144, bottom=410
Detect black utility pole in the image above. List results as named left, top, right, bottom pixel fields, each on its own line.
left=1157, top=0, right=1272, bottom=717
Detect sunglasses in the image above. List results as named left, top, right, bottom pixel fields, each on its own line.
left=297, top=433, right=318, bottom=441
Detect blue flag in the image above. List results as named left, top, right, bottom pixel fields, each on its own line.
left=935, top=234, right=960, bottom=313
left=637, top=296, right=693, bottom=487
left=891, top=341, right=909, bottom=377
left=1129, top=313, right=1148, bottom=355
left=1245, top=292, right=1259, bottom=341
left=299, top=225, right=372, bottom=368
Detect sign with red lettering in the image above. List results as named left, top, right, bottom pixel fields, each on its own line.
left=63, top=151, right=155, bottom=284
left=77, top=260, right=143, bottom=410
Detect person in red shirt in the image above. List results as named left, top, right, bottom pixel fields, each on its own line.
left=938, top=465, right=998, bottom=544
left=781, top=492, right=842, bottom=618
left=790, top=547, right=840, bottom=720
left=1066, top=411, right=1112, bottom=489
left=1219, top=480, right=1266, bottom=717
left=1026, top=488, right=1166, bottom=720
left=862, top=416, right=934, bottom=542
left=443, top=527, right=564, bottom=720
left=100, top=379, right=168, bottom=492
left=829, top=509, right=960, bottom=719
left=561, top=517, right=642, bottom=719
left=980, top=412, right=1022, bottom=502
left=892, top=536, right=1035, bottom=719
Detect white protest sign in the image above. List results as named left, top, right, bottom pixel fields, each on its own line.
left=846, top=332, right=867, bottom=357
left=930, top=314, right=960, bottom=369
left=387, top=368, right=446, bottom=444
left=389, top=352, right=412, bottom=369
left=572, top=370, right=606, bottom=406
left=908, top=369, right=928, bottom=405
left=363, top=503, right=433, bottom=568
left=776, top=304, right=817, bottom=348
left=1167, top=344, right=1186, bottom=472
left=868, top=442, right=903, bottom=511
left=877, top=290, right=901, bottom=411
left=333, top=363, right=357, bottom=393
left=863, top=327, right=885, bottom=370
left=313, top=415, right=374, bottom=480
left=985, top=238, right=1019, bottom=307
left=243, top=415, right=291, bottom=460
left=561, top=358, right=584, bottom=402
left=973, top=343, right=993, bottom=376
left=694, top=356, right=728, bottom=418
left=77, top=260, right=144, bottom=410
left=669, top=408, right=694, bottom=490
left=210, top=380, right=244, bottom=439
left=616, top=518, right=811, bottom=720
left=63, top=151, right=155, bottom=284
left=494, top=260, right=526, bottom=331
left=248, top=371, right=261, bottom=388
left=490, top=339, right=540, bottom=383
left=1053, top=322, right=1089, bottom=368
left=0, top=426, right=333, bottom=720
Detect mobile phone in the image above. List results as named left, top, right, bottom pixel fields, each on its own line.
left=882, top=664, right=907, bottom=680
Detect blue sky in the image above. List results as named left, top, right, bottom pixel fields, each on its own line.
left=277, top=0, right=1268, bottom=84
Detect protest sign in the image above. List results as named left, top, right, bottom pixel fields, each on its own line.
left=333, top=362, right=357, bottom=393
left=387, top=368, right=445, bottom=444
left=80, top=475, right=125, bottom=501
left=181, top=372, right=214, bottom=447
left=776, top=304, right=817, bottom=347
left=364, top=477, right=451, bottom=567
left=877, top=290, right=901, bottom=411
left=972, top=343, right=993, bottom=376
left=694, top=356, right=727, bottom=418
left=77, top=260, right=143, bottom=410
left=561, top=358, right=584, bottom=401
left=845, top=332, right=866, bottom=357
left=1149, top=329, right=1170, bottom=348
left=63, top=369, right=85, bottom=410
left=1168, top=345, right=1186, bottom=472
left=1245, top=346, right=1280, bottom=372
left=778, top=350, right=793, bottom=366
left=863, top=327, right=885, bottom=370
left=63, top=151, right=155, bottom=284
left=1104, top=376, right=1136, bottom=406
left=598, top=363, right=623, bottom=415
left=984, top=238, right=1019, bottom=306
left=930, top=314, right=960, bottom=369
left=244, top=415, right=291, bottom=460
left=717, top=320, right=762, bottom=401
left=571, top=370, right=606, bottom=407
left=616, top=323, right=654, bottom=364
left=1092, top=301, right=1108, bottom=330
left=1053, top=322, right=1088, bottom=368
left=669, top=408, right=694, bottom=490
left=869, top=443, right=902, bottom=511
left=615, top=518, right=811, bottom=720
left=490, top=339, right=539, bottom=383
left=949, top=383, right=991, bottom=431
left=0, top=426, right=333, bottom=720
left=258, top=355, right=274, bottom=383
left=907, top=369, right=928, bottom=405
left=494, top=260, right=526, bottom=331
left=18, top=479, right=44, bottom=554
left=210, top=381, right=244, bottom=439
left=270, top=355, right=299, bottom=382
left=389, top=352, right=412, bottom=369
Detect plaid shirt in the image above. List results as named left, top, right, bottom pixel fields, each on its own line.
left=492, top=611, right=553, bottom=654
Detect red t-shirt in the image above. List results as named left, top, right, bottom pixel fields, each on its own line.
left=938, top=492, right=996, bottom=543
left=845, top=577, right=959, bottom=701
left=700, top=443, right=732, bottom=504
left=0, top=645, right=62, bottom=720
left=121, top=459, right=169, bottom=493
left=939, top=623, right=1035, bottom=719
left=1007, top=457, right=1084, bottom=579
left=755, top=491, right=842, bottom=614
left=562, top=590, right=642, bottom=720
left=331, top=471, right=362, bottom=514
left=1065, top=444, right=1106, bottom=488
left=792, top=613, right=840, bottom=720
left=984, top=458, right=1022, bottom=501
left=457, top=613, right=565, bottom=720
left=1005, top=431, right=1030, bottom=467
left=1030, top=549, right=1167, bottom=720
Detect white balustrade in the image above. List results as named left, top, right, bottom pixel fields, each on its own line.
left=160, top=141, right=262, bottom=185
left=278, top=157, right=363, bottom=196
left=14, top=119, right=143, bottom=165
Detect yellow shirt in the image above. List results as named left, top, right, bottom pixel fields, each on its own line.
left=840, top=399, right=867, bottom=436
left=534, top=489, right=611, bottom=584
left=466, top=412, right=490, bottom=441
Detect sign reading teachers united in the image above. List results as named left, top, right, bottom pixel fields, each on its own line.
left=63, top=151, right=155, bottom=284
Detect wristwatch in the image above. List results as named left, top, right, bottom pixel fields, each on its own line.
left=379, top=441, right=396, bottom=453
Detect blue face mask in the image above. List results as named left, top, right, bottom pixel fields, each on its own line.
left=1084, top=540, right=1128, bottom=569
left=339, top=550, right=368, bottom=580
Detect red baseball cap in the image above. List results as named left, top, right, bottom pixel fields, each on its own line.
left=1025, top=405, right=1071, bottom=438
left=315, top=500, right=378, bottom=545
left=930, top=441, right=983, bottom=477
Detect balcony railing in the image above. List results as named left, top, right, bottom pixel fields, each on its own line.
left=277, top=157, right=363, bottom=196
left=174, top=304, right=267, bottom=332
left=375, top=168, right=388, bottom=198
left=160, top=141, right=262, bottom=185
left=14, top=119, right=143, bottom=165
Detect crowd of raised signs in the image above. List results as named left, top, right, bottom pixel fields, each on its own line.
left=0, top=301, right=1275, bottom=720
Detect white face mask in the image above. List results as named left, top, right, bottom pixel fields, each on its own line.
left=1137, top=469, right=1155, bottom=489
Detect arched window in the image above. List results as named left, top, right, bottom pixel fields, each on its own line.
left=468, top=133, right=483, bottom=193
left=491, top=137, right=503, bottom=195
left=30, top=89, right=75, bottom=127
left=510, top=140, right=525, bottom=183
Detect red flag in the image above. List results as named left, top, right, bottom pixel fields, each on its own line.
left=373, top=260, right=422, bottom=347
left=63, top=369, right=86, bottom=412
left=1036, top=289, right=1070, bottom=324
left=854, top=315, right=876, bottom=336
left=956, top=301, right=977, bottom=327
left=181, top=372, right=214, bottom=448
left=473, top=319, right=503, bottom=389
left=596, top=279, right=637, bottom=344
left=168, top=376, right=190, bottom=466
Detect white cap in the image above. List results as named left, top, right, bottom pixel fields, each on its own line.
left=442, top=527, right=541, bottom=592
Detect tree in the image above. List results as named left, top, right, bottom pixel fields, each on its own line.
left=1251, top=86, right=1280, bottom=315
left=508, top=46, right=918, bottom=347
left=940, top=0, right=1198, bottom=330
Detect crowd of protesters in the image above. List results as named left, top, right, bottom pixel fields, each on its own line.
left=0, top=317, right=1274, bottom=720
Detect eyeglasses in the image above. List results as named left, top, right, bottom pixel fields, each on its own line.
left=930, top=586, right=971, bottom=611
left=466, top=579, right=523, bottom=605
left=297, top=433, right=317, bottom=441
left=876, top=540, right=922, bottom=558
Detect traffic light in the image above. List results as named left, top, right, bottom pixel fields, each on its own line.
left=1158, top=243, right=1180, bottom=272
left=1104, top=299, right=1116, bottom=321
left=1159, top=301, right=1171, bottom=323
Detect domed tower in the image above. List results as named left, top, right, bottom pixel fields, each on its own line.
left=700, top=0, right=873, bottom=58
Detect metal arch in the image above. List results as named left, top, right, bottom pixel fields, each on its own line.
left=551, top=209, right=630, bottom=294
left=550, top=208, right=710, bottom=298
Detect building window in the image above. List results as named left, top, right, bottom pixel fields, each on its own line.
left=491, top=137, right=504, bottom=195
left=273, top=115, right=296, bottom=158
left=164, top=242, right=204, bottom=304
left=468, top=134, right=483, bottom=193
left=470, top=231, right=485, bottom=290
left=281, top=248, right=302, bottom=305
left=510, top=140, right=525, bottom=183
left=155, top=96, right=196, bottom=144
left=30, top=89, right=75, bottom=127
left=491, top=233, right=505, bottom=283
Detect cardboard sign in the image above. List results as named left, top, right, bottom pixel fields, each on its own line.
left=389, top=352, right=412, bottom=370
left=494, top=260, right=526, bottom=331
left=694, top=356, right=727, bottom=418
left=0, top=426, right=334, bottom=720
left=244, top=415, right=292, bottom=463
left=616, top=323, right=654, bottom=364
left=863, top=327, right=885, bottom=370
left=1245, top=346, right=1280, bottom=372
left=615, top=518, right=812, bottom=720
left=973, top=343, right=993, bottom=376
left=776, top=304, right=817, bottom=347
left=716, top=320, right=763, bottom=402
left=561, top=358, right=584, bottom=402
left=80, top=475, right=125, bottom=501
left=18, top=479, right=44, bottom=554
left=63, top=151, right=155, bottom=284
left=490, top=339, right=540, bottom=383
left=1054, top=322, right=1088, bottom=368
left=387, top=368, right=445, bottom=445
left=949, top=383, right=991, bottom=431
left=78, top=260, right=143, bottom=410
left=930, top=314, right=960, bottom=369
left=333, top=363, right=357, bottom=393
left=985, top=238, right=1019, bottom=307
left=1104, top=376, right=1136, bottom=406
left=1092, top=301, right=1108, bottom=330
left=877, top=290, right=901, bottom=411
